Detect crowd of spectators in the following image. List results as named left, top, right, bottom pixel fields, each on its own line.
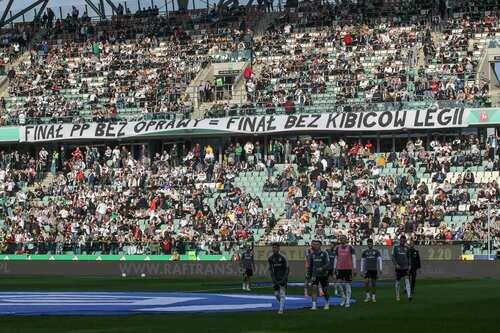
left=0, top=3, right=261, bottom=125
left=0, top=0, right=498, bottom=257
left=5, top=34, right=206, bottom=124
left=0, top=133, right=498, bottom=256
left=256, top=134, right=499, bottom=254
left=0, top=0, right=497, bottom=123
left=0, top=142, right=278, bottom=256
left=38, top=2, right=252, bottom=42
left=208, top=1, right=497, bottom=117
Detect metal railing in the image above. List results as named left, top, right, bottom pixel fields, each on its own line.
left=0, top=93, right=490, bottom=126
left=204, top=98, right=489, bottom=118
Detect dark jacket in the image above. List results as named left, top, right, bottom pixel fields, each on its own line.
left=408, top=248, right=421, bottom=271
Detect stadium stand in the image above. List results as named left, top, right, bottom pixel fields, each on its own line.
left=1, top=5, right=258, bottom=125
left=0, top=0, right=498, bottom=123
left=0, top=135, right=497, bottom=257
left=0, top=0, right=498, bottom=259
left=208, top=10, right=497, bottom=116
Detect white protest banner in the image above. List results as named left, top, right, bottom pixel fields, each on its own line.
left=20, top=108, right=469, bottom=142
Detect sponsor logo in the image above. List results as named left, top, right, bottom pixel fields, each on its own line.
left=480, top=112, right=488, bottom=122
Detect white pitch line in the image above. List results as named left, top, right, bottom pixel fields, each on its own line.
left=0, top=293, right=147, bottom=299
left=218, top=294, right=303, bottom=301
left=139, top=303, right=273, bottom=312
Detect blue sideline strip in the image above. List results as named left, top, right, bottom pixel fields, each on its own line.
left=0, top=292, right=356, bottom=315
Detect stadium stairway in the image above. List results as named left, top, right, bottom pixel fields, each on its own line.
left=228, top=164, right=292, bottom=244
left=260, top=218, right=294, bottom=244
left=229, top=74, right=248, bottom=105
left=196, top=101, right=216, bottom=118
left=0, top=50, right=30, bottom=97
left=188, top=63, right=214, bottom=118
left=232, top=166, right=287, bottom=217
left=478, top=40, right=500, bottom=104
left=0, top=22, right=50, bottom=97
left=190, top=60, right=250, bottom=118
left=25, top=172, right=57, bottom=192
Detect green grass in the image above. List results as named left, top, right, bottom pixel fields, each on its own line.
left=0, top=277, right=498, bottom=333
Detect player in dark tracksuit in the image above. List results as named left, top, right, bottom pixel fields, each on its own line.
left=240, top=247, right=255, bottom=291
left=326, top=244, right=338, bottom=295
left=392, top=235, right=412, bottom=301
left=307, top=240, right=330, bottom=310
left=361, top=239, right=383, bottom=302
left=268, top=243, right=289, bottom=314
left=408, top=239, right=421, bottom=294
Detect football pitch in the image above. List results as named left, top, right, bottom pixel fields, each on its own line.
left=0, top=277, right=498, bottom=333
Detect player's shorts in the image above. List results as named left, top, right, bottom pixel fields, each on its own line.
left=273, top=280, right=287, bottom=291
left=364, top=270, right=378, bottom=280
left=395, top=269, right=408, bottom=280
left=244, top=268, right=253, bottom=277
left=336, top=269, right=353, bottom=282
left=311, top=276, right=329, bottom=289
left=327, top=269, right=334, bottom=277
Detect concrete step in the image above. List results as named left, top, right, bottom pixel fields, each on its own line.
left=26, top=172, right=57, bottom=192
left=0, top=50, right=30, bottom=97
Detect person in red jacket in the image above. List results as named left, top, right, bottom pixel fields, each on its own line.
left=150, top=196, right=160, bottom=211
left=162, top=238, right=173, bottom=254
left=365, top=140, right=373, bottom=153
left=76, top=169, right=85, bottom=182
left=344, top=33, right=353, bottom=46
left=243, top=66, right=253, bottom=80
left=284, top=98, right=295, bottom=114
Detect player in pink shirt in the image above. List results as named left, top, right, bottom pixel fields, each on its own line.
left=334, top=235, right=357, bottom=307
